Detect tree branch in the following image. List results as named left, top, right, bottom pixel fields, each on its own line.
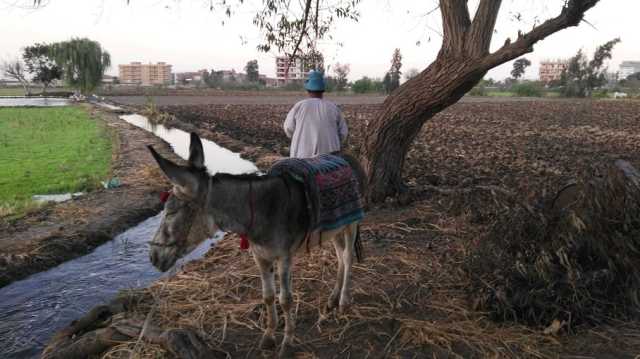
left=482, top=0, right=599, bottom=68
left=290, top=0, right=313, bottom=62
left=440, top=0, right=471, bottom=55
left=465, top=0, right=502, bottom=57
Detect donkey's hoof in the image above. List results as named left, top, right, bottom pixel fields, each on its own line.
left=338, top=303, right=351, bottom=315
left=278, top=342, right=296, bottom=358
left=324, top=301, right=338, bottom=313
left=259, top=335, right=277, bottom=350
left=325, top=296, right=339, bottom=312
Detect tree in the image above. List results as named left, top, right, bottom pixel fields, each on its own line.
left=404, top=68, right=420, bottom=81
left=33, top=1, right=602, bottom=202
left=352, top=76, right=373, bottom=94
left=510, top=58, right=531, bottom=80
left=333, top=63, right=350, bottom=91
left=1, top=58, right=31, bottom=95
left=352, top=76, right=384, bottom=94
left=386, top=48, right=402, bottom=93
left=245, top=60, right=259, bottom=82
left=23, top=43, right=63, bottom=94
left=50, top=38, right=111, bottom=95
left=382, top=72, right=392, bottom=93
left=561, top=38, right=620, bottom=97
left=361, top=1, right=601, bottom=201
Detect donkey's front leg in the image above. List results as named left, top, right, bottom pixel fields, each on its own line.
left=254, top=255, right=277, bottom=350
left=277, top=255, right=295, bottom=357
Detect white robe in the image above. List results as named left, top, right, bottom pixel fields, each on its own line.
left=283, top=98, right=348, bottom=158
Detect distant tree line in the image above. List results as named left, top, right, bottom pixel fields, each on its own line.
left=1, top=37, right=110, bottom=95
left=466, top=38, right=630, bottom=99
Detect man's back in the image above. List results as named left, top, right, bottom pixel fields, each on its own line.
left=284, top=98, right=348, bottom=158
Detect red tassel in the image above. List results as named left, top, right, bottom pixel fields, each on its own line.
left=160, top=191, right=171, bottom=203
left=239, top=235, right=250, bottom=250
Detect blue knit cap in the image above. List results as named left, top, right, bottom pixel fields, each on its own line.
left=304, top=70, right=325, bottom=92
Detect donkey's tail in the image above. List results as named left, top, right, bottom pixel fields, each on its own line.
left=354, top=224, right=364, bottom=263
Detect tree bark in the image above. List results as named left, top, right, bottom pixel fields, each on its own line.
left=362, top=0, right=600, bottom=203
left=362, top=56, right=486, bottom=202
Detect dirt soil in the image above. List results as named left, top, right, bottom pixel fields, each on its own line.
left=0, top=105, right=180, bottom=288
left=50, top=98, right=640, bottom=358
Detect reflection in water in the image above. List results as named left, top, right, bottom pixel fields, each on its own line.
left=120, top=114, right=257, bottom=175
left=0, top=113, right=256, bottom=358
left=0, top=97, right=69, bottom=107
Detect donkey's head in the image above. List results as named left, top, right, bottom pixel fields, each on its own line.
left=147, top=133, right=214, bottom=271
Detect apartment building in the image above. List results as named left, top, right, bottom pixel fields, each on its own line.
left=275, top=53, right=324, bottom=86
left=118, top=62, right=172, bottom=86
left=539, top=60, right=568, bottom=83
left=619, top=61, right=640, bottom=80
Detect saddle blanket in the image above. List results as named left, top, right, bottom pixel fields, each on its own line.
left=269, top=154, right=364, bottom=231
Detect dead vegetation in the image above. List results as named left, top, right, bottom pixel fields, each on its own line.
left=468, top=160, right=640, bottom=328
left=45, top=98, right=640, bottom=357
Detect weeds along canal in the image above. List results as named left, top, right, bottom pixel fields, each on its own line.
left=0, top=111, right=257, bottom=358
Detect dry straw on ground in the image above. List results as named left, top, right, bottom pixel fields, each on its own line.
left=467, top=160, right=640, bottom=328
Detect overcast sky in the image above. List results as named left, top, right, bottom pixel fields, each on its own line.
left=1, top=0, right=638, bottom=81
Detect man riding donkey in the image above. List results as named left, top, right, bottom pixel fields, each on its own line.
left=284, top=70, right=348, bottom=158
left=147, top=70, right=365, bottom=357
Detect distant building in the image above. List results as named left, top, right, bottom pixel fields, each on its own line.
left=219, top=69, right=247, bottom=83
left=539, top=60, right=568, bottom=83
left=175, top=69, right=208, bottom=85
left=619, top=61, right=640, bottom=80
left=275, top=52, right=324, bottom=86
left=101, top=75, right=118, bottom=84
left=119, top=62, right=172, bottom=86
left=261, top=75, right=278, bottom=88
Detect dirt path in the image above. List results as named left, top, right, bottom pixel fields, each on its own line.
left=0, top=105, right=181, bottom=288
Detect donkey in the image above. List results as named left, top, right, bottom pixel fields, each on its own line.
left=147, top=133, right=364, bottom=357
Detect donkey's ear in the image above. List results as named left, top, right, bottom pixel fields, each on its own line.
left=188, top=132, right=205, bottom=170
left=147, top=145, right=198, bottom=191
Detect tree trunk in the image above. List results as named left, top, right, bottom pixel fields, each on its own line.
left=22, top=81, right=31, bottom=96
left=361, top=0, right=600, bottom=203
left=362, top=54, right=486, bottom=202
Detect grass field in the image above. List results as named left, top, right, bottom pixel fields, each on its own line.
left=0, top=87, right=73, bottom=96
left=0, top=106, right=112, bottom=216
left=0, top=88, right=29, bottom=96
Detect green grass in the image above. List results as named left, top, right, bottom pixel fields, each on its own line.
left=485, top=91, right=515, bottom=97
left=0, top=87, right=73, bottom=96
left=0, top=88, right=29, bottom=96
left=0, top=106, right=112, bottom=216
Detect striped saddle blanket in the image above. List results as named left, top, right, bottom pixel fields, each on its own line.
left=269, top=154, right=364, bottom=231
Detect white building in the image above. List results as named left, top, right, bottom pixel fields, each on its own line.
left=619, top=61, right=640, bottom=80
left=275, top=53, right=324, bottom=86
left=539, top=60, right=568, bottom=83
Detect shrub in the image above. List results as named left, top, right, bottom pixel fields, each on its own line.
left=513, top=82, right=542, bottom=97
left=469, top=85, right=486, bottom=96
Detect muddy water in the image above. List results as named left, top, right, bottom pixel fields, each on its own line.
left=0, top=97, right=69, bottom=107
left=0, top=113, right=257, bottom=358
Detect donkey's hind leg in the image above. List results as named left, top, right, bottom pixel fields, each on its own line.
left=277, top=255, right=295, bottom=357
left=327, top=234, right=345, bottom=311
left=254, top=254, right=277, bottom=350
left=339, top=222, right=358, bottom=314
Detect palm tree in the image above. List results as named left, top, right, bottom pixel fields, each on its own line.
left=51, top=38, right=111, bottom=95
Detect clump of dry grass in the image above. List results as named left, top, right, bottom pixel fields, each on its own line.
left=467, top=160, right=640, bottom=328
left=128, top=164, right=170, bottom=189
